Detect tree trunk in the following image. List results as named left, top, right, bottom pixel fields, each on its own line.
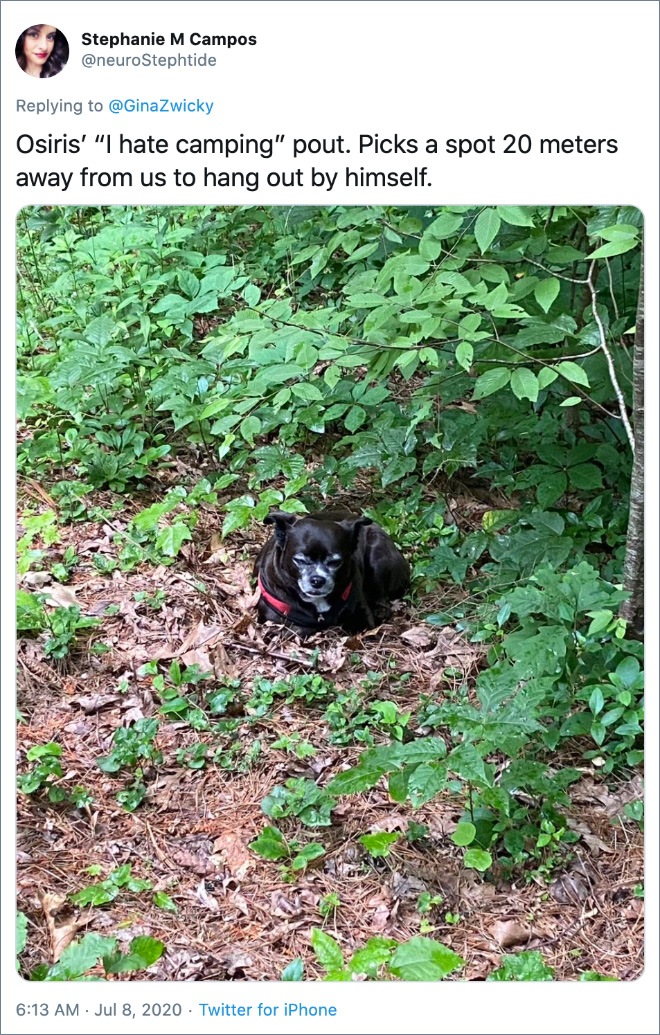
left=620, top=248, right=644, bottom=636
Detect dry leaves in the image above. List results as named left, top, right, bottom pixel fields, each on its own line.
left=490, top=919, right=532, bottom=949
left=212, top=832, right=254, bottom=880
left=39, top=891, right=90, bottom=962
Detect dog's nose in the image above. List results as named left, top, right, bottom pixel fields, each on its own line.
left=310, top=574, right=326, bottom=589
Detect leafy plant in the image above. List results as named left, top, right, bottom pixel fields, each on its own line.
left=17, top=912, right=28, bottom=971
left=359, top=832, right=400, bottom=858
left=97, top=719, right=161, bottom=811
left=249, top=826, right=325, bottom=874
left=18, top=743, right=92, bottom=807
left=16, top=592, right=101, bottom=657
left=309, top=929, right=464, bottom=981
left=487, top=951, right=555, bottom=981
left=30, top=932, right=164, bottom=980
left=70, top=864, right=152, bottom=907
left=261, top=778, right=335, bottom=827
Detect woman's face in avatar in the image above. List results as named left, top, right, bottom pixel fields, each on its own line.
left=23, top=25, right=56, bottom=68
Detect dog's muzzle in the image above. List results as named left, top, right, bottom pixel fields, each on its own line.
left=298, top=565, right=335, bottom=597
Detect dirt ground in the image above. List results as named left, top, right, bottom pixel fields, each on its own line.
left=16, top=485, right=644, bottom=982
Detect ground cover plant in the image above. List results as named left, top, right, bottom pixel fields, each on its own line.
left=16, top=204, right=643, bottom=981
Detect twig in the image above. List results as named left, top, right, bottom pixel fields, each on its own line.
left=587, top=260, right=635, bottom=452
left=605, top=258, right=620, bottom=320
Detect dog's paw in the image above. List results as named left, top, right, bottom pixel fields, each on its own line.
left=372, top=601, right=393, bottom=624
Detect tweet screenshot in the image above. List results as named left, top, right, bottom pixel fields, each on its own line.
left=2, top=1, right=657, bottom=1033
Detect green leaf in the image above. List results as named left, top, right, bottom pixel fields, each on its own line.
left=455, top=341, right=473, bottom=371
left=239, top=415, right=261, bottom=446
left=359, top=832, right=400, bottom=858
left=587, top=604, right=616, bottom=637
left=588, top=238, right=637, bottom=259
left=451, top=822, right=476, bottom=847
left=407, top=762, right=447, bottom=807
left=556, top=360, right=590, bottom=387
left=546, top=245, right=587, bottom=264
left=291, top=844, right=325, bottom=870
left=569, top=462, right=602, bottom=490
left=311, top=928, right=344, bottom=972
left=449, top=743, right=493, bottom=786
left=538, top=367, right=559, bottom=389
left=463, top=848, right=493, bottom=871
left=243, top=283, right=261, bottom=307
left=349, top=937, right=397, bottom=978
left=474, top=208, right=501, bottom=253
left=488, top=951, right=555, bottom=981
left=153, top=892, right=178, bottom=913
left=497, top=205, right=535, bottom=227
left=473, top=368, right=511, bottom=399
left=510, top=367, right=539, bottom=403
left=426, top=212, right=464, bottom=239
left=560, top=396, right=582, bottom=407
left=344, top=405, right=367, bottom=432
left=534, top=278, right=560, bottom=313
left=26, top=743, right=62, bottom=761
left=589, top=687, right=605, bottom=715
left=155, top=523, right=192, bottom=557
left=85, top=315, right=116, bottom=347
left=389, top=937, right=464, bottom=981
left=104, top=936, right=164, bottom=974
left=17, top=912, right=28, bottom=955
left=52, top=933, right=118, bottom=980
left=177, top=270, right=199, bottom=299
left=282, top=959, right=304, bottom=981
left=537, top=470, right=567, bottom=509
left=328, top=764, right=385, bottom=796
left=596, top=224, right=639, bottom=241
left=249, top=826, right=289, bottom=860
left=614, top=656, right=641, bottom=689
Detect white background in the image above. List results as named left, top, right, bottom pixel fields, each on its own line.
left=1, top=2, right=657, bottom=1033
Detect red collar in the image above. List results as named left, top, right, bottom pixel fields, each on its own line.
left=258, top=573, right=352, bottom=617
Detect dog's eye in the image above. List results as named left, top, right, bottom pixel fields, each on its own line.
left=293, top=556, right=311, bottom=566
left=326, top=558, right=341, bottom=568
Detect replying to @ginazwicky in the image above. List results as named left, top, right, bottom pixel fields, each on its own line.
left=14, top=122, right=620, bottom=194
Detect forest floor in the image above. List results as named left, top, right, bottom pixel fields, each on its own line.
left=16, top=477, right=644, bottom=982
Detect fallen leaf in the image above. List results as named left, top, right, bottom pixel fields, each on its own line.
left=212, top=832, right=254, bottom=880
left=391, top=872, right=428, bottom=901
left=490, top=919, right=531, bottom=949
left=401, top=625, right=434, bottom=648
left=43, top=583, right=79, bottom=609
left=180, top=648, right=214, bottom=674
left=23, top=571, right=52, bottom=589
left=177, top=620, right=225, bottom=656
left=40, top=891, right=91, bottom=962
left=318, top=642, right=347, bottom=674
left=194, top=880, right=220, bottom=912
left=72, top=693, right=122, bottom=714
left=566, top=819, right=614, bottom=854
left=550, top=871, right=590, bottom=905
left=218, top=948, right=253, bottom=975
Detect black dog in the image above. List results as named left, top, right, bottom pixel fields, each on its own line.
left=253, top=508, right=410, bottom=634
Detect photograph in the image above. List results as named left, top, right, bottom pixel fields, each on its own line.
left=15, top=203, right=644, bottom=982
left=14, top=23, right=69, bottom=79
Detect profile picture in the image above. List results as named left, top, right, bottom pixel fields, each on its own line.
left=15, top=24, right=69, bottom=78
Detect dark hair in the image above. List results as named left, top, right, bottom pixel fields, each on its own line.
left=15, top=25, right=69, bottom=78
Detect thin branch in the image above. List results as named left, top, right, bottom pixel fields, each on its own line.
left=605, top=257, right=620, bottom=320
left=515, top=256, right=589, bottom=283
left=587, top=260, right=635, bottom=451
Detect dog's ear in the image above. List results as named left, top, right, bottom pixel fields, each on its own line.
left=341, top=515, right=373, bottom=547
left=264, top=510, right=298, bottom=548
